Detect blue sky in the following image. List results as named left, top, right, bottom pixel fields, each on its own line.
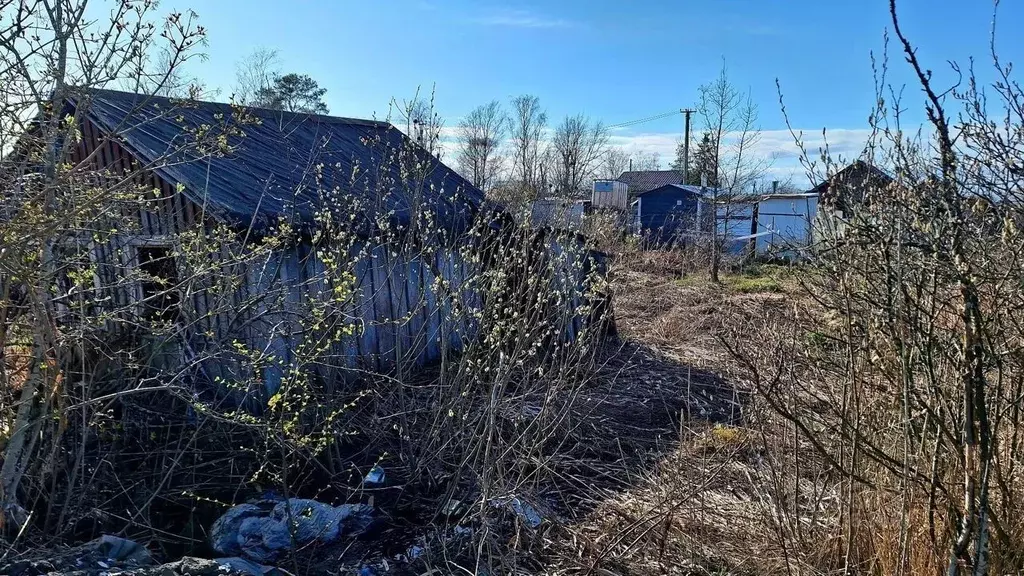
left=153, top=0, right=1023, bottom=185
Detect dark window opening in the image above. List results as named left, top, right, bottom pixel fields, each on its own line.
left=138, top=246, right=180, bottom=323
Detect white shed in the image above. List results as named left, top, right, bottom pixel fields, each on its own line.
left=755, top=193, right=819, bottom=257
left=592, top=180, right=629, bottom=210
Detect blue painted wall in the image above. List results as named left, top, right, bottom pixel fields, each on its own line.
left=637, top=184, right=700, bottom=245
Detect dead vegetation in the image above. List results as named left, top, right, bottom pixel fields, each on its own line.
left=539, top=247, right=818, bottom=576
left=554, top=2, right=1024, bottom=572
left=3, top=2, right=1024, bottom=576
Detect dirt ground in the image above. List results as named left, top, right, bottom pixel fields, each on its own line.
left=543, top=251, right=816, bottom=575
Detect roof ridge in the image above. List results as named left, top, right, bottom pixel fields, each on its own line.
left=80, top=87, right=391, bottom=129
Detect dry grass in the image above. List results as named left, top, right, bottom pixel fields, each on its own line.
left=583, top=244, right=1024, bottom=575
left=542, top=250, right=828, bottom=575
left=608, top=249, right=794, bottom=369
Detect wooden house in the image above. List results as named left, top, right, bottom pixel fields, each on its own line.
left=809, top=160, right=892, bottom=217
left=19, top=89, right=594, bottom=403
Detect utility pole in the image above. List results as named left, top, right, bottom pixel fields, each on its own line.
left=681, top=108, right=694, bottom=185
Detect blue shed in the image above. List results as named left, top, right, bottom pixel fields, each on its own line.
left=635, top=184, right=706, bottom=245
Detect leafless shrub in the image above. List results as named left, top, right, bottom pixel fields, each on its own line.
left=723, top=2, right=1024, bottom=574
left=0, top=4, right=612, bottom=575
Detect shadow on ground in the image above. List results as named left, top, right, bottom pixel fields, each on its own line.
left=544, top=338, right=747, bottom=519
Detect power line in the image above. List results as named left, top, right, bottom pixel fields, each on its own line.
left=607, top=109, right=682, bottom=129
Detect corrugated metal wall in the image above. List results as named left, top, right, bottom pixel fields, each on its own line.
left=756, top=195, right=818, bottom=256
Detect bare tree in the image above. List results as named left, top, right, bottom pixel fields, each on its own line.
left=602, top=149, right=630, bottom=180
left=696, top=63, right=767, bottom=281
left=123, top=44, right=205, bottom=98
left=0, top=0, right=213, bottom=517
left=456, top=100, right=506, bottom=190
left=234, top=47, right=280, bottom=105
left=551, top=114, right=608, bottom=197
left=508, top=94, right=548, bottom=204
left=235, top=49, right=329, bottom=114
left=603, top=149, right=662, bottom=181
left=394, top=87, right=444, bottom=157
left=632, top=150, right=661, bottom=171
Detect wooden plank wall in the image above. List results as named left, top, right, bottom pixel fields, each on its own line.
left=242, top=240, right=484, bottom=394
left=73, top=117, right=256, bottom=386
left=72, top=117, right=596, bottom=403
left=547, top=236, right=589, bottom=342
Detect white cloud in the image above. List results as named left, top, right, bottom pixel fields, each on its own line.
left=606, top=131, right=678, bottom=157
left=408, top=117, right=875, bottom=189
left=469, top=8, right=578, bottom=29
left=606, top=128, right=876, bottom=187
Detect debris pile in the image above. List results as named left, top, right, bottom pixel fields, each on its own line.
left=210, top=498, right=374, bottom=563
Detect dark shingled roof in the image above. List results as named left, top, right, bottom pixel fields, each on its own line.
left=73, top=89, right=484, bottom=235
left=616, top=170, right=684, bottom=195
left=637, top=183, right=716, bottom=197
left=808, top=160, right=892, bottom=212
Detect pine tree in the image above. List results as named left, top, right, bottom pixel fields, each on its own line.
left=691, top=133, right=719, bottom=187
left=672, top=133, right=719, bottom=186
left=254, top=73, right=329, bottom=114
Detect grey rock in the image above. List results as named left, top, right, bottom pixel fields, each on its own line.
left=212, top=557, right=287, bottom=576
left=174, top=557, right=229, bottom=576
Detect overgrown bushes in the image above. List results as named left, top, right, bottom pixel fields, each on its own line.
left=728, top=4, right=1024, bottom=573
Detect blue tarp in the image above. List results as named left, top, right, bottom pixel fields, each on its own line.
left=210, top=498, right=374, bottom=563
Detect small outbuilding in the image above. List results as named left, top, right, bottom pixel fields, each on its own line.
left=633, top=184, right=706, bottom=245
left=753, top=192, right=819, bottom=257
left=810, top=160, right=892, bottom=217
left=10, top=88, right=599, bottom=406
left=591, top=180, right=629, bottom=210
left=529, top=197, right=586, bottom=228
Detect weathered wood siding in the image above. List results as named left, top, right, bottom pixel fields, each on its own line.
left=240, top=240, right=484, bottom=394
left=227, top=232, right=594, bottom=397
left=69, top=116, right=597, bottom=402
left=71, top=116, right=223, bottom=340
